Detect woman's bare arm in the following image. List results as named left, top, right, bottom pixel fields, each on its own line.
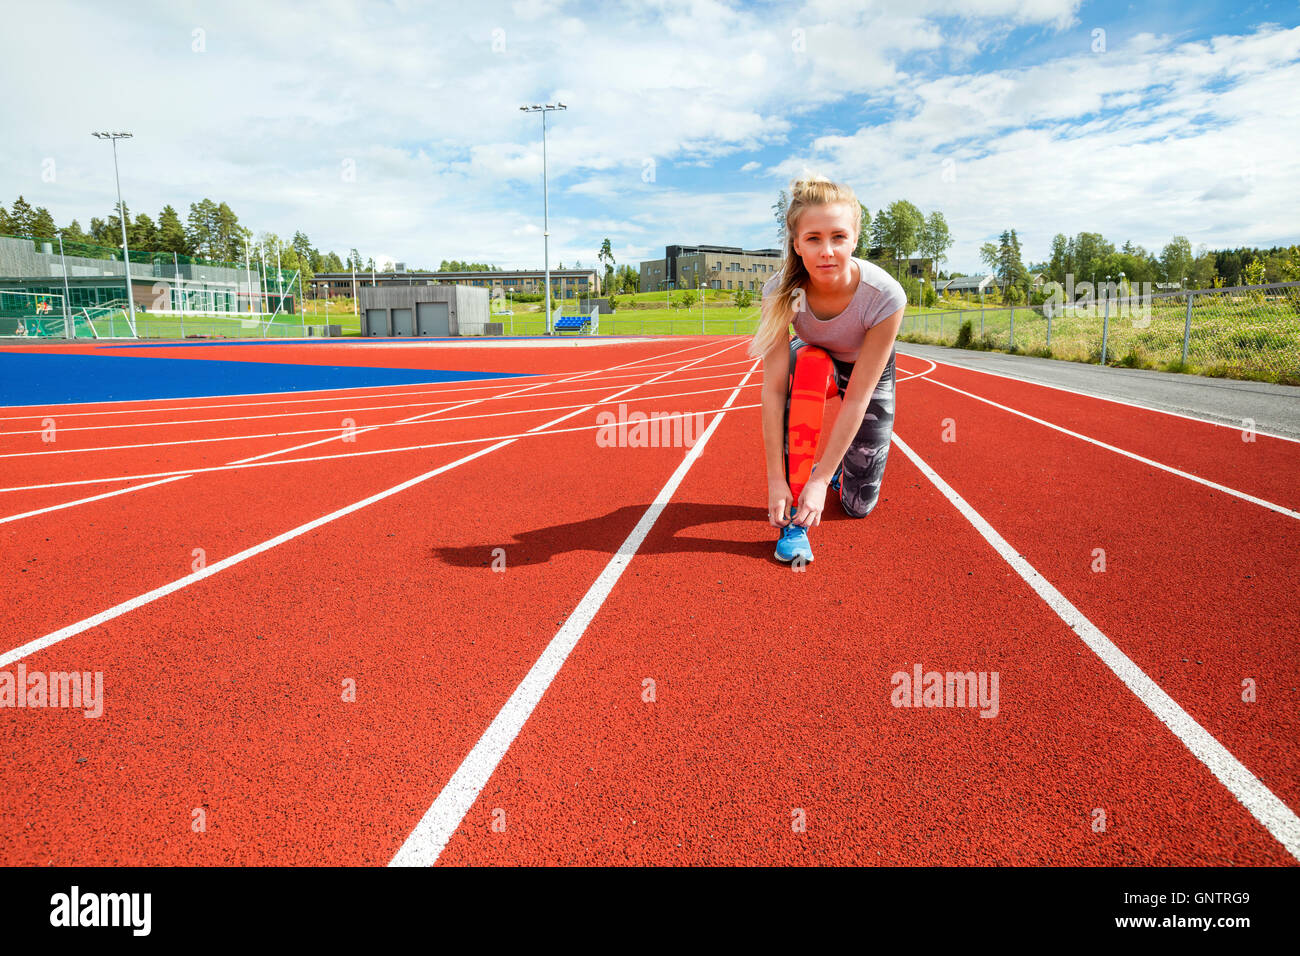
left=760, top=334, right=794, bottom=525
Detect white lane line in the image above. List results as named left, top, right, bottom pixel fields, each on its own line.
left=0, top=343, right=748, bottom=665
left=0, top=339, right=737, bottom=518
left=230, top=340, right=740, bottom=464
left=895, top=358, right=936, bottom=383
left=0, top=371, right=756, bottom=447
left=919, top=375, right=1300, bottom=521
left=388, top=358, right=763, bottom=868
left=0, top=404, right=765, bottom=504
left=900, top=350, right=1300, bottom=445
left=0, top=340, right=742, bottom=415
left=890, top=431, right=1300, bottom=862
left=1, top=382, right=763, bottom=460
left=0, top=358, right=756, bottom=432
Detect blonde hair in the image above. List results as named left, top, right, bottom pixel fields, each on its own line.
left=748, top=172, right=861, bottom=360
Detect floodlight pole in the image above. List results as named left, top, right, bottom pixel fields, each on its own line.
left=92, top=132, right=137, bottom=321
left=521, top=102, right=566, bottom=334
left=57, top=234, right=73, bottom=339
left=243, top=239, right=253, bottom=313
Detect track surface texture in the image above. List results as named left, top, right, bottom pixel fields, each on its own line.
left=0, top=337, right=1296, bottom=866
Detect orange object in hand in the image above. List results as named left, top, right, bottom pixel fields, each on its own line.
left=786, top=345, right=838, bottom=507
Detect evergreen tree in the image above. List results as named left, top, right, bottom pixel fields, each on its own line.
left=774, top=190, right=789, bottom=245
left=105, top=201, right=130, bottom=247
left=89, top=217, right=113, bottom=245
left=130, top=213, right=158, bottom=250
left=60, top=219, right=88, bottom=244
left=157, top=205, right=188, bottom=254
left=854, top=203, right=872, bottom=258
left=186, top=199, right=219, bottom=258
left=31, top=206, right=58, bottom=239
left=214, top=202, right=241, bottom=261
left=8, top=196, right=36, bottom=236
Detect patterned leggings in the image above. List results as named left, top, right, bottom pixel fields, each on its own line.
left=784, top=336, right=897, bottom=518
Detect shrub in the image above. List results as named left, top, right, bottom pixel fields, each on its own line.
left=954, top=319, right=973, bottom=349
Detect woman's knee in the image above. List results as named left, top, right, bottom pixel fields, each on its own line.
left=839, top=486, right=881, bottom=518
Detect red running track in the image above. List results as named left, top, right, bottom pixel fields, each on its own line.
left=0, top=337, right=1295, bottom=865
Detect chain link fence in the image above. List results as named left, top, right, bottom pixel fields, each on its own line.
left=899, top=281, right=1300, bottom=385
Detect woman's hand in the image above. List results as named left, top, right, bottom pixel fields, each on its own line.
left=768, top=478, right=795, bottom=527
left=792, top=474, right=829, bottom=527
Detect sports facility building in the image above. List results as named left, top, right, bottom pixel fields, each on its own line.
left=310, top=266, right=600, bottom=302
left=639, top=244, right=784, bottom=293
left=357, top=284, right=490, bottom=337
left=0, top=234, right=295, bottom=315
left=639, top=244, right=935, bottom=294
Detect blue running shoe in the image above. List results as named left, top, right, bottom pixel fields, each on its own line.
left=774, top=510, right=813, bottom=563
left=810, top=461, right=842, bottom=492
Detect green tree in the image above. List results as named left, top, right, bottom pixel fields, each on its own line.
left=774, top=190, right=789, bottom=245
left=854, top=203, right=872, bottom=258
left=979, top=241, right=999, bottom=277
left=129, top=213, right=157, bottom=250
left=878, top=200, right=924, bottom=278
left=0, top=202, right=10, bottom=235
left=30, top=206, right=58, bottom=239
left=157, top=205, right=188, bottom=254
left=89, top=217, right=112, bottom=245
left=105, top=201, right=131, bottom=248
left=1243, top=257, right=1266, bottom=286
left=214, top=202, right=242, bottom=261
left=186, top=199, right=219, bottom=258
left=1191, top=246, right=1217, bottom=288
left=60, top=219, right=88, bottom=243
left=1160, top=236, right=1194, bottom=286
left=8, top=195, right=36, bottom=236
left=917, top=211, right=952, bottom=282
left=598, top=238, right=615, bottom=294
left=1048, top=233, right=1070, bottom=284
left=1071, top=232, right=1113, bottom=285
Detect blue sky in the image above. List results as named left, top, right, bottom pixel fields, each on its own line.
left=2, top=0, right=1297, bottom=274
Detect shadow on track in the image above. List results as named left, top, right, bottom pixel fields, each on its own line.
left=432, top=502, right=786, bottom=567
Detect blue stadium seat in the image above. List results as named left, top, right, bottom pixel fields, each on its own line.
left=554, top=315, right=590, bottom=333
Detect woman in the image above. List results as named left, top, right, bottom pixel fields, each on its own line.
left=752, top=175, right=906, bottom=563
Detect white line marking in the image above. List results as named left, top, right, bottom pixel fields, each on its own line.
left=0, top=382, right=763, bottom=460
left=895, top=358, right=936, bottom=383
left=0, top=359, right=756, bottom=430
left=0, top=404, right=764, bottom=503
left=0, top=370, right=755, bottom=441
left=0, top=343, right=748, bottom=661
left=0, top=338, right=747, bottom=413
left=890, top=431, right=1300, bottom=862
left=0, top=340, right=737, bottom=519
left=388, top=358, right=762, bottom=867
left=917, top=375, right=1300, bottom=520
left=899, top=349, right=1300, bottom=444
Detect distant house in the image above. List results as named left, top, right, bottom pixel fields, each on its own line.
left=939, top=275, right=996, bottom=296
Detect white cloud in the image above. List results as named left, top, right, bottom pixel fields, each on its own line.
left=0, top=1, right=1294, bottom=275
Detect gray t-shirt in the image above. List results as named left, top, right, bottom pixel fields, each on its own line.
left=762, top=257, right=906, bottom=363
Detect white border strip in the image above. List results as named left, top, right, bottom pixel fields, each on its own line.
left=890, top=431, right=1300, bottom=861
left=388, top=359, right=762, bottom=867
